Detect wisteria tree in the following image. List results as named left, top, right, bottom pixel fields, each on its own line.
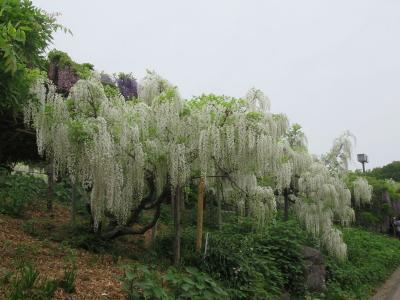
left=25, top=70, right=371, bottom=263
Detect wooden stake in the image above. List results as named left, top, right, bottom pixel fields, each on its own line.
left=196, top=177, right=205, bottom=252
left=173, top=186, right=182, bottom=265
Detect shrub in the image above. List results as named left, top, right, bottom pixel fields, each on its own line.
left=199, top=221, right=307, bottom=299
left=154, top=219, right=310, bottom=299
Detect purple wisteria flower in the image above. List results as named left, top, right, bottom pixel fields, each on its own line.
left=48, top=63, right=78, bottom=94
left=116, top=73, right=138, bottom=100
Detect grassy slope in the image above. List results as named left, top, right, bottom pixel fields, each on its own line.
left=325, top=227, right=400, bottom=299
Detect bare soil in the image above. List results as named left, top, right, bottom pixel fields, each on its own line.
left=0, top=203, right=127, bottom=299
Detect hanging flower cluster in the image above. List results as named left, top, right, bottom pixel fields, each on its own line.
left=353, top=177, right=373, bottom=207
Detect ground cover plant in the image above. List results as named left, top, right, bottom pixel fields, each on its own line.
left=0, top=167, right=46, bottom=217
left=325, top=227, right=400, bottom=299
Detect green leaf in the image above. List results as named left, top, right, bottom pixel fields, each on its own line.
left=7, top=22, right=17, bottom=37
left=14, top=29, right=26, bottom=43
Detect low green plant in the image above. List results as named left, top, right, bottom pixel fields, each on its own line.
left=0, top=269, right=13, bottom=286
left=6, top=262, right=57, bottom=300
left=54, top=179, right=70, bottom=203
left=122, top=264, right=229, bottom=300
left=38, top=279, right=58, bottom=299
left=59, top=250, right=77, bottom=293
left=325, top=227, right=400, bottom=299
left=0, top=170, right=46, bottom=217
left=154, top=219, right=310, bottom=299
left=200, top=221, right=307, bottom=299
left=22, top=219, right=38, bottom=236
left=59, top=266, right=76, bottom=293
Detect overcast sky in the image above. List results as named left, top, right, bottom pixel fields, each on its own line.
left=34, top=0, right=400, bottom=169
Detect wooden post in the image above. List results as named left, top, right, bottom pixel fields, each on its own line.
left=196, top=177, right=205, bottom=252
left=173, top=186, right=182, bottom=265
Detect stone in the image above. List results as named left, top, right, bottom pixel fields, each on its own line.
left=302, top=246, right=326, bottom=292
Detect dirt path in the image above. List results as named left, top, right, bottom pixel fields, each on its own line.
left=371, top=268, right=400, bottom=300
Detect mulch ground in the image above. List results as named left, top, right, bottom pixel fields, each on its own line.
left=0, top=204, right=128, bottom=299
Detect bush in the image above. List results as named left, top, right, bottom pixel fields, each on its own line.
left=199, top=221, right=307, bottom=299
left=0, top=169, right=46, bottom=217
left=154, top=219, right=310, bottom=299
left=122, top=263, right=229, bottom=300
left=325, top=227, right=400, bottom=299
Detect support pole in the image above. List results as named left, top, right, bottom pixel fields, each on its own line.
left=173, top=186, right=182, bottom=265
left=196, top=177, right=205, bottom=252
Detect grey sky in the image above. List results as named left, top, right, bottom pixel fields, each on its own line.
left=34, top=0, right=400, bottom=169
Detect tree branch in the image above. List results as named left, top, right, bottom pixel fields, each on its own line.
left=101, top=199, right=162, bottom=240
left=212, top=156, right=250, bottom=198
left=15, top=128, right=36, bottom=136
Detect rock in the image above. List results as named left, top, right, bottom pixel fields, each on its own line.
left=302, top=246, right=326, bottom=292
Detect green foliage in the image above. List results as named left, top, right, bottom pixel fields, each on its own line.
left=0, top=269, right=13, bottom=286
left=47, top=49, right=93, bottom=79
left=187, top=94, right=247, bottom=125
left=347, top=170, right=400, bottom=200
left=25, top=219, right=110, bottom=253
left=358, top=211, right=380, bottom=226
left=346, top=171, right=400, bottom=232
left=122, top=264, right=229, bottom=300
left=0, top=0, right=65, bottom=166
left=369, top=161, right=400, bottom=182
left=0, top=0, right=65, bottom=111
left=59, top=266, right=76, bottom=294
left=103, top=83, right=121, bottom=99
left=154, top=220, right=310, bottom=299
left=0, top=168, right=46, bottom=217
left=286, top=123, right=308, bottom=151
left=59, top=250, right=77, bottom=293
left=199, top=221, right=307, bottom=299
left=6, top=262, right=57, bottom=300
left=325, top=227, right=400, bottom=299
